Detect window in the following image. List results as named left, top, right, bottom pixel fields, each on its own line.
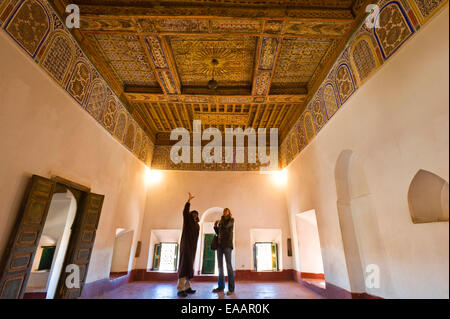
left=37, top=246, right=56, bottom=271
left=253, top=242, right=278, bottom=272
left=153, top=243, right=179, bottom=272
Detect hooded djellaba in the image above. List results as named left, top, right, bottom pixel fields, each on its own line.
left=178, top=200, right=200, bottom=280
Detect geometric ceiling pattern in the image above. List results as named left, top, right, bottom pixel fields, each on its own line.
left=2, top=0, right=445, bottom=171
left=49, top=0, right=374, bottom=144
left=91, top=33, right=160, bottom=88
left=0, top=0, right=155, bottom=167
left=280, top=0, right=448, bottom=168
left=132, top=101, right=301, bottom=142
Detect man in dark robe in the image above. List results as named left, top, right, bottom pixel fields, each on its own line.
left=177, top=192, right=200, bottom=297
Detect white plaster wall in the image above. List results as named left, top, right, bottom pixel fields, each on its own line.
left=0, top=31, right=149, bottom=284
left=136, top=170, right=291, bottom=272
left=284, top=7, right=449, bottom=298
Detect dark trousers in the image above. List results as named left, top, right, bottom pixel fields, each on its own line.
left=217, top=246, right=235, bottom=292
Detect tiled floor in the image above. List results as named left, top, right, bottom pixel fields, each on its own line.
left=303, top=278, right=326, bottom=289
left=91, top=281, right=323, bottom=299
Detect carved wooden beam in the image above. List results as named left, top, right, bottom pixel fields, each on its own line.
left=73, top=4, right=355, bottom=20
left=124, top=92, right=307, bottom=104
left=76, top=15, right=355, bottom=40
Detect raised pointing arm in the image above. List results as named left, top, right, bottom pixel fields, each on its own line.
left=183, top=192, right=195, bottom=218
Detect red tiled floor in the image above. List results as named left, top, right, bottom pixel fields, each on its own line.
left=303, top=278, right=326, bottom=289
left=89, top=281, right=323, bottom=299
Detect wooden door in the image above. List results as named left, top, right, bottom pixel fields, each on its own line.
left=202, top=234, right=216, bottom=274
left=54, top=192, right=104, bottom=299
left=253, top=244, right=257, bottom=271
left=0, top=175, right=56, bottom=299
left=271, top=243, right=279, bottom=272
left=152, top=244, right=161, bottom=270
left=173, top=243, right=179, bottom=271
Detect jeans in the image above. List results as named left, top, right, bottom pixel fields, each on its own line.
left=217, top=246, right=235, bottom=292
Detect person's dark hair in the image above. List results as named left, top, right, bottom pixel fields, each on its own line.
left=190, top=210, right=199, bottom=216
left=223, top=208, right=232, bottom=219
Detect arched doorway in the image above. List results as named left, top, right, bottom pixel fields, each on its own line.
left=195, top=207, right=236, bottom=275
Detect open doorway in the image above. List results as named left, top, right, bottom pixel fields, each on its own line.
left=197, top=207, right=234, bottom=276
left=295, top=210, right=325, bottom=289
left=24, top=190, right=77, bottom=299
left=109, top=228, right=134, bottom=279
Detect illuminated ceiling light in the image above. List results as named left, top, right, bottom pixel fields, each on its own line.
left=145, top=167, right=163, bottom=185
left=273, top=169, right=288, bottom=186
left=207, top=58, right=219, bottom=90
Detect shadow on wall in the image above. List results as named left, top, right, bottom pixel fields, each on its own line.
left=335, top=150, right=393, bottom=297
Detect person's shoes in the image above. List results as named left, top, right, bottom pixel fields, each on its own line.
left=185, top=288, right=196, bottom=294
left=177, top=291, right=188, bottom=297
left=212, top=288, right=224, bottom=293
left=226, top=291, right=234, bottom=296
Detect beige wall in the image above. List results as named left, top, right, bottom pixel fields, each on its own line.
left=0, top=31, right=148, bottom=284
left=136, top=170, right=291, bottom=272
left=284, top=7, right=449, bottom=299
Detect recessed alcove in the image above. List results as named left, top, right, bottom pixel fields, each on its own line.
left=408, top=170, right=449, bottom=224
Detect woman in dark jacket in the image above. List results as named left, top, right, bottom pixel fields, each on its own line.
left=212, top=208, right=235, bottom=295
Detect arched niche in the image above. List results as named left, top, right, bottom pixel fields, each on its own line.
left=335, top=150, right=366, bottom=293
left=335, top=150, right=393, bottom=296
left=408, top=170, right=449, bottom=223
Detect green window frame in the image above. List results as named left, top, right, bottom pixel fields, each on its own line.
left=38, top=246, right=56, bottom=271
left=253, top=242, right=279, bottom=272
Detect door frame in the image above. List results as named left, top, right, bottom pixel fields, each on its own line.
left=0, top=174, right=103, bottom=299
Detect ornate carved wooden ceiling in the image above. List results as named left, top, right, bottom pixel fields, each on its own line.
left=50, top=0, right=372, bottom=144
